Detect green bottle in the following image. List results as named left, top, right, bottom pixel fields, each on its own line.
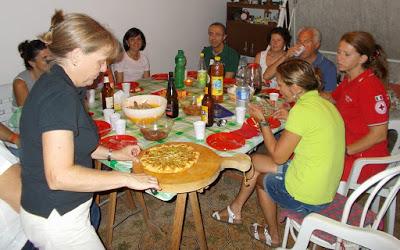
left=174, top=50, right=186, bottom=89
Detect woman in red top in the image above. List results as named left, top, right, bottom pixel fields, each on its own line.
left=327, top=31, right=390, bottom=183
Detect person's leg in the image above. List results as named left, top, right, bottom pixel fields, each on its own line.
left=256, top=185, right=279, bottom=245
left=89, top=200, right=101, bottom=231
left=214, top=153, right=278, bottom=221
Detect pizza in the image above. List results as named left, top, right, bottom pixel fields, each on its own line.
left=140, top=144, right=200, bottom=173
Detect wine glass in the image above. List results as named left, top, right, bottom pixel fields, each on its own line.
left=244, top=63, right=262, bottom=94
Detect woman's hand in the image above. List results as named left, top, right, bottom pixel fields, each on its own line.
left=272, top=108, right=289, bottom=121
left=126, top=173, right=160, bottom=190
left=248, top=103, right=265, bottom=123
left=112, top=145, right=141, bottom=162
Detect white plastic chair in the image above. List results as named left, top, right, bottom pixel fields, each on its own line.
left=278, top=213, right=400, bottom=250
left=336, top=119, right=400, bottom=234
left=281, top=163, right=400, bottom=249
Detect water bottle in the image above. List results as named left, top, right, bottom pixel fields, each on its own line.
left=174, top=50, right=186, bottom=89
left=236, top=78, right=250, bottom=108
left=197, top=53, right=207, bottom=88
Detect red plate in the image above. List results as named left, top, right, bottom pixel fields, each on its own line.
left=114, top=82, right=141, bottom=93
left=261, top=88, right=283, bottom=98
left=187, top=70, right=197, bottom=79
left=94, top=120, right=111, bottom=137
left=206, top=132, right=245, bottom=151
left=151, top=73, right=168, bottom=80
left=267, top=116, right=281, bottom=129
left=151, top=88, right=167, bottom=97
left=223, top=78, right=236, bottom=85
left=100, top=135, right=137, bottom=150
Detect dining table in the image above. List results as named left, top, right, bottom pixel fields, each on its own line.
left=89, top=77, right=284, bottom=249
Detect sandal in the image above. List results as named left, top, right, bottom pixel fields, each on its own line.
left=248, top=223, right=280, bottom=247
left=211, top=206, right=242, bottom=225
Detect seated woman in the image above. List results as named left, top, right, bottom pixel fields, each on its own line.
left=13, top=40, right=51, bottom=107
left=113, top=27, right=150, bottom=82
left=324, top=31, right=390, bottom=183
left=254, top=27, right=291, bottom=86
left=212, top=59, right=345, bottom=247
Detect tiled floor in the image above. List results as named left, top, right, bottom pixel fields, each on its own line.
left=97, top=171, right=400, bottom=250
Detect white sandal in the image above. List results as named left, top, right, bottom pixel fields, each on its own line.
left=249, top=223, right=280, bottom=247
left=211, top=205, right=242, bottom=224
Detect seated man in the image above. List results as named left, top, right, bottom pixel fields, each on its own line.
left=202, top=22, right=240, bottom=78
left=291, top=27, right=337, bottom=92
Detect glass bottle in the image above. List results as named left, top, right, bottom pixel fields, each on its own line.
left=102, top=76, right=114, bottom=109
left=201, top=80, right=214, bottom=127
left=210, top=56, right=224, bottom=103
left=166, top=72, right=179, bottom=118
left=174, top=50, right=186, bottom=90
left=197, top=53, right=207, bottom=89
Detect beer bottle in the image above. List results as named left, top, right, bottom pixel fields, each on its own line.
left=210, top=56, right=224, bottom=103
left=102, top=76, right=114, bottom=109
left=201, top=80, right=214, bottom=127
left=166, top=72, right=179, bottom=118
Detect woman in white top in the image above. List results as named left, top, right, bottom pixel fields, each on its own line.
left=254, top=27, right=291, bottom=84
left=114, top=27, right=150, bottom=82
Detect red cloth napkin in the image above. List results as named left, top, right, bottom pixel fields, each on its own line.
left=230, top=118, right=260, bottom=139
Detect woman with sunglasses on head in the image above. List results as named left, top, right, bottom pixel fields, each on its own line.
left=114, top=27, right=150, bottom=82
left=19, top=11, right=159, bottom=249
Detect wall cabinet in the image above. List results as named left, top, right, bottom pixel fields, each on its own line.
left=226, top=2, right=281, bottom=57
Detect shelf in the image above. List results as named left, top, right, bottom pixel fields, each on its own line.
left=227, top=2, right=280, bottom=10
left=226, top=19, right=277, bottom=27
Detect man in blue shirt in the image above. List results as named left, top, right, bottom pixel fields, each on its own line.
left=294, top=27, right=337, bottom=92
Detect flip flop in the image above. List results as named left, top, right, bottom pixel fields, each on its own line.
left=248, top=223, right=280, bottom=247
left=211, top=205, right=242, bottom=225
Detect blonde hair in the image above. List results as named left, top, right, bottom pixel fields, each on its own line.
left=41, top=10, right=120, bottom=62
left=277, top=58, right=322, bottom=91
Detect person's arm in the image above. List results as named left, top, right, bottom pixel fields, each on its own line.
left=262, top=53, right=288, bottom=81
left=0, top=164, right=21, bottom=212
left=0, top=123, right=19, bottom=146
left=225, top=72, right=235, bottom=78
left=143, top=70, right=150, bottom=79
left=13, top=78, right=29, bottom=107
left=249, top=104, right=300, bottom=164
left=115, top=71, right=124, bottom=83
left=42, top=130, right=159, bottom=192
left=254, top=52, right=261, bottom=65
left=346, top=124, right=388, bottom=155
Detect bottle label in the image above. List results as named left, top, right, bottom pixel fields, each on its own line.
left=166, top=104, right=172, bottom=116
left=211, top=76, right=223, bottom=96
left=197, top=70, right=207, bottom=87
left=105, top=97, right=113, bottom=109
left=201, top=106, right=208, bottom=123
left=236, top=87, right=249, bottom=101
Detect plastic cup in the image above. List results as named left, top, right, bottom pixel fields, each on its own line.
left=193, top=121, right=206, bottom=140
left=110, top=113, right=121, bottom=130
left=269, top=93, right=280, bottom=110
left=103, top=109, right=114, bottom=123
left=122, top=82, right=130, bottom=94
left=235, top=107, right=246, bottom=125
left=115, top=119, right=126, bottom=135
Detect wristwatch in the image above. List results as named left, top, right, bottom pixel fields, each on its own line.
left=258, top=120, right=270, bottom=128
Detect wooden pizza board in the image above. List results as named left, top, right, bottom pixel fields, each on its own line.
left=134, top=142, right=251, bottom=193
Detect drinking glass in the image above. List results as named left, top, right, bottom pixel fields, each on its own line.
left=244, top=63, right=262, bottom=94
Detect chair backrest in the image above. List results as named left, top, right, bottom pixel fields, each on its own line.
left=342, top=165, right=400, bottom=230
left=288, top=213, right=400, bottom=250
left=388, top=119, right=400, bottom=155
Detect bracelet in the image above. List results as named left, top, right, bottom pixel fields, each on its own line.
left=107, top=148, right=112, bottom=161
left=8, top=133, right=19, bottom=144
left=258, top=120, right=270, bottom=128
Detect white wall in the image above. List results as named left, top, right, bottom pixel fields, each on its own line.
left=0, top=0, right=228, bottom=86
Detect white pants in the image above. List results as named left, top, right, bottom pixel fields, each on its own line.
left=20, top=199, right=104, bottom=250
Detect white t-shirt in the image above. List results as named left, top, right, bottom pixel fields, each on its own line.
left=0, top=141, right=26, bottom=249
left=113, top=51, right=150, bottom=81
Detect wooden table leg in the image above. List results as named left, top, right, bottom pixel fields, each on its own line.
left=189, top=192, right=207, bottom=250
left=135, top=191, right=150, bottom=226
left=170, top=193, right=187, bottom=250
left=106, top=191, right=117, bottom=248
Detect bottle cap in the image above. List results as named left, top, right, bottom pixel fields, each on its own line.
left=103, top=76, right=109, bottom=83
left=200, top=52, right=204, bottom=57
left=215, top=56, right=221, bottom=61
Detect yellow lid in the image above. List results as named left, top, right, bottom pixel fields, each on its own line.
left=200, top=52, right=204, bottom=57
left=215, top=56, right=221, bottom=61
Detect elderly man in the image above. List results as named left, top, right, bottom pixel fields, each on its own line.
left=289, top=27, right=337, bottom=92
left=202, top=22, right=239, bottom=78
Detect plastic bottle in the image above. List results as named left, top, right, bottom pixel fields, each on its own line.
left=174, top=50, right=186, bottom=90
left=236, top=78, right=250, bottom=108
left=197, top=53, right=207, bottom=88
left=166, top=72, right=179, bottom=118
left=210, top=56, right=224, bottom=103
left=201, top=80, right=214, bottom=127
left=102, top=76, right=114, bottom=109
